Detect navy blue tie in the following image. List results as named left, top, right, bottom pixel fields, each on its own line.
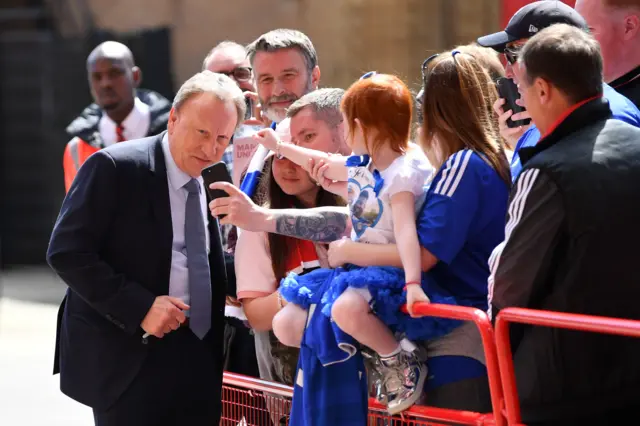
left=183, top=179, right=211, bottom=339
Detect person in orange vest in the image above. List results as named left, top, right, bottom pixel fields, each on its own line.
left=63, top=41, right=171, bottom=192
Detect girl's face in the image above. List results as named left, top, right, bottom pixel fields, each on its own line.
left=272, top=156, right=319, bottom=206
left=343, top=113, right=368, bottom=155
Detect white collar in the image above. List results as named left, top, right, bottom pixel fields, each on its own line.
left=99, top=97, right=151, bottom=146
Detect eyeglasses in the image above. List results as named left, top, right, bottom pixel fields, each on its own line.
left=504, top=48, right=519, bottom=65
left=219, top=66, right=252, bottom=82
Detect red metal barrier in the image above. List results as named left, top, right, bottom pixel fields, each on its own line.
left=495, top=308, right=640, bottom=425
left=221, top=371, right=499, bottom=426
left=220, top=303, right=506, bottom=425
left=408, top=303, right=506, bottom=426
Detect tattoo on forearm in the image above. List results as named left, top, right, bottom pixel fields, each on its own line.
left=275, top=211, right=348, bottom=242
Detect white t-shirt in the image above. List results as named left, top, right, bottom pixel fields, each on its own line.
left=348, top=146, right=433, bottom=244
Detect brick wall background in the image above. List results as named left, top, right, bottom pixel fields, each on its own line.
left=55, top=0, right=501, bottom=92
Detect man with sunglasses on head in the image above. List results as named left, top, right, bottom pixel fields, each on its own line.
left=477, top=0, right=640, bottom=180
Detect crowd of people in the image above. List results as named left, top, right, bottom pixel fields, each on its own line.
left=45, top=1, right=640, bottom=425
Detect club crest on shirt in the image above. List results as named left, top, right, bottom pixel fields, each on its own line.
left=348, top=178, right=383, bottom=238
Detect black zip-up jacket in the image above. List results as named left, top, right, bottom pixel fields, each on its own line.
left=611, top=65, right=640, bottom=109
left=490, top=97, right=640, bottom=424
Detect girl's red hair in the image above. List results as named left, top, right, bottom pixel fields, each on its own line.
left=341, top=74, right=412, bottom=156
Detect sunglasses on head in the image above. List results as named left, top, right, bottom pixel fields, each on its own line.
left=360, top=71, right=377, bottom=80
left=219, top=66, right=252, bottom=82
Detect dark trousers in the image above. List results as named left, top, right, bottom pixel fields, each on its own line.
left=223, top=317, right=259, bottom=377
left=93, top=327, right=222, bottom=426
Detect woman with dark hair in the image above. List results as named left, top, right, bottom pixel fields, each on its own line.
left=234, top=152, right=344, bottom=388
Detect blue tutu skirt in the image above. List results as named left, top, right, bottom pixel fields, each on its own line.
left=280, top=265, right=462, bottom=342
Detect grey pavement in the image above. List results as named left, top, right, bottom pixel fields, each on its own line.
left=0, top=267, right=92, bottom=426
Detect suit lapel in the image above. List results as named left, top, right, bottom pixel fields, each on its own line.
left=149, top=134, right=173, bottom=289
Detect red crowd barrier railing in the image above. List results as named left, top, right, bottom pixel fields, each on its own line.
left=406, top=302, right=507, bottom=426
left=495, top=307, right=640, bottom=426
left=221, top=303, right=506, bottom=425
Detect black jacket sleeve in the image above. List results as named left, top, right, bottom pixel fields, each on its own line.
left=489, top=168, right=564, bottom=346
left=47, top=150, right=156, bottom=335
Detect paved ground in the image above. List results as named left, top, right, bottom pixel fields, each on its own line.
left=0, top=267, right=92, bottom=425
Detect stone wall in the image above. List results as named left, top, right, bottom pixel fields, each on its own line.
left=51, top=0, right=501, bottom=92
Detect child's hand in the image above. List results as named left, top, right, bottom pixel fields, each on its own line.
left=406, top=285, right=430, bottom=318
left=308, top=158, right=347, bottom=196
left=253, top=128, right=280, bottom=151
left=328, top=237, right=353, bottom=268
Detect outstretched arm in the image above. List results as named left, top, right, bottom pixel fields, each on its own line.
left=254, top=128, right=348, bottom=182
left=209, top=181, right=350, bottom=242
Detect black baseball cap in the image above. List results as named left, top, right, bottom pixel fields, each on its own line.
left=477, top=1, right=588, bottom=53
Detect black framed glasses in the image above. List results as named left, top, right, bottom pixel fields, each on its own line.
left=504, top=48, right=519, bottom=65
left=219, top=66, right=253, bottom=82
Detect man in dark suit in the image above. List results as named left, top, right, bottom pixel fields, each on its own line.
left=47, top=70, right=246, bottom=426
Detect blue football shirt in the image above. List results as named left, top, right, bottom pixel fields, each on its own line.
left=417, top=149, right=509, bottom=311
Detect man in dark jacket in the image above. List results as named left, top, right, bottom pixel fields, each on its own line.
left=62, top=41, right=171, bottom=192
left=489, top=23, right=640, bottom=425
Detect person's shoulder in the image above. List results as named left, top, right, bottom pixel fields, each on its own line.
left=138, top=89, right=172, bottom=119
left=516, top=125, right=541, bottom=151
left=603, top=83, right=640, bottom=125
left=65, top=103, right=101, bottom=138
left=100, top=134, right=163, bottom=170
left=398, top=143, right=433, bottom=175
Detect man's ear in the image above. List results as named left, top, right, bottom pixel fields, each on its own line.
left=167, top=107, right=177, bottom=134
left=311, top=66, right=321, bottom=90
left=535, top=78, right=551, bottom=105
left=623, top=14, right=640, bottom=40
left=132, top=66, right=142, bottom=88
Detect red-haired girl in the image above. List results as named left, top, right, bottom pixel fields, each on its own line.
left=252, top=73, right=460, bottom=415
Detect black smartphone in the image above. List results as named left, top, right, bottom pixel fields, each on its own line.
left=201, top=162, right=233, bottom=219
left=496, top=77, right=531, bottom=128
left=244, top=97, right=253, bottom=120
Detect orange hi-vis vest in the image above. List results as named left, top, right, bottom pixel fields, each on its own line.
left=62, top=137, right=100, bottom=193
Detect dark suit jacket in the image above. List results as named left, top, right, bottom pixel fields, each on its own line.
left=47, top=133, right=228, bottom=410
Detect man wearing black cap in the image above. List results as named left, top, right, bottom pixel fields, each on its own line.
left=477, top=0, right=640, bottom=180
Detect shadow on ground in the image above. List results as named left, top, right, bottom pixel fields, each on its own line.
left=0, top=266, right=66, bottom=305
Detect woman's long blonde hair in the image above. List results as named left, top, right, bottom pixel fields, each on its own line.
left=420, top=50, right=511, bottom=187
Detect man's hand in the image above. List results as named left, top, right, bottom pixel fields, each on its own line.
left=493, top=97, right=532, bottom=149
left=242, top=92, right=269, bottom=127
left=209, top=182, right=268, bottom=228
left=406, top=285, right=430, bottom=317
left=226, top=296, right=242, bottom=308
left=140, top=296, right=189, bottom=338
left=328, top=237, right=355, bottom=268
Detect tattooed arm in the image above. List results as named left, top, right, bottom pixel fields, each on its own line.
left=273, top=207, right=350, bottom=242
left=208, top=182, right=350, bottom=242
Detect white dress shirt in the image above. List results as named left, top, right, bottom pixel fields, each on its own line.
left=162, top=134, right=210, bottom=305
left=99, top=97, right=151, bottom=146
